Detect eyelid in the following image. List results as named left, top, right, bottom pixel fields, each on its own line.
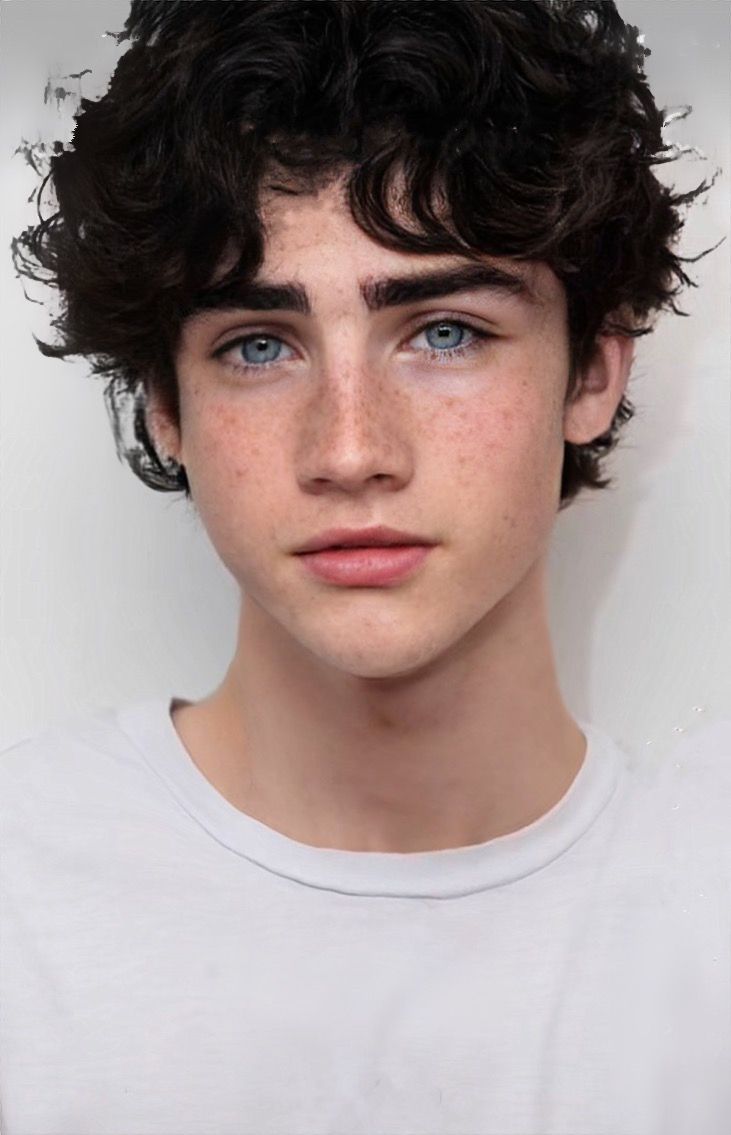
left=211, top=325, right=298, bottom=358
left=211, top=314, right=498, bottom=378
left=211, top=307, right=496, bottom=344
left=404, top=309, right=496, bottom=338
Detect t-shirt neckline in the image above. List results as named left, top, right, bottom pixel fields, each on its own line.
left=115, top=696, right=628, bottom=899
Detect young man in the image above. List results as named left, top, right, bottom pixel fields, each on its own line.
left=2, top=2, right=729, bottom=1133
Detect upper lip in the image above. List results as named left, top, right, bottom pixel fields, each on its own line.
left=294, top=526, right=436, bottom=554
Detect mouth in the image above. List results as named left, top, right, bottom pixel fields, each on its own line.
left=294, top=526, right=435, bottom=555
left=295, top=543, right=434, bottom=587
left=327, top=543, right=410, bottom=550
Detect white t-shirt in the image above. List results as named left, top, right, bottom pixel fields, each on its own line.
left=0, top=697, right=729, bottom=1135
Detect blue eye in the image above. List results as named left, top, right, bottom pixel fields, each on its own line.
left=424, top=322, right=468, bottom=350
left=214, top=333, right=296, bottom=374
left=214, top=319, right=492, bottom=379
left=410, top=320, right=490, bottom=360
left=239, top=335, right=285, bottom=364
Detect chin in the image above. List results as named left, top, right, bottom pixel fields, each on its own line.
left=329, top=654, right=444, bottom=685
left=298, top=618, right=460, bottom=684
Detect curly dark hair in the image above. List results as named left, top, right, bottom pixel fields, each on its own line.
left=11, top=0, right=717, bottom=509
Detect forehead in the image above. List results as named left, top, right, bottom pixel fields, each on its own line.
left=193, top=179, right=565, bottom=323
left=261, top=182, right=549, bottom=279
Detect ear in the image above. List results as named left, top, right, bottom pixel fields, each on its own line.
left=144, top=384, right=183, bottom=465
left=563, top=332, right=635, bottom=446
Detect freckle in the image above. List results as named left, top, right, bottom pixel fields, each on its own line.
left=498, top=406, right=517, bottom=431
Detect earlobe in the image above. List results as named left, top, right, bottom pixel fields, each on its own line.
left=563, top=333, right=635, bottom=446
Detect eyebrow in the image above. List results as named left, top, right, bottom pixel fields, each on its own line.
left=185, top=262, right=535, bottom=322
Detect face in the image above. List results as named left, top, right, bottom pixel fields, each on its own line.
left=159, top=180, right=623, bottom=681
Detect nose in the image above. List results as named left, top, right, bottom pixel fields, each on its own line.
left=295, top=358, right=414, bottom=496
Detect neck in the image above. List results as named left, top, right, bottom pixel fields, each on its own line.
left=172, top=556, right=586, bottom=853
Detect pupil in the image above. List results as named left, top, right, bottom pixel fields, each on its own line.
left=243, top=336, right=280, bottom=364
left=427, top=323, right=463, bottom=350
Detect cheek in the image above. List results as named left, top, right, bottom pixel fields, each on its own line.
left=188, top=405, right=256, bottom=489
left=441, top=395, right=563, bottom=579
left=181, top=403, right=282, bottom=564
left=437, top=386, right=562, bottom=503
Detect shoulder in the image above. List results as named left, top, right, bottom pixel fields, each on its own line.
left=0, top=703, right=156, bottom=823
left=643, top=716, right=731, bottom=857
left=661, top=716, right=731, bottom=787
left=0, top=699, right=119, bottom=762
left=1, top=702, right=120, bottom=770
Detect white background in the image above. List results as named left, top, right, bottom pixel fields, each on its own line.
left=1, top=0, right=729, bottom=754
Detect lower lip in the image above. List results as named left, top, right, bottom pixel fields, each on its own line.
left=297, top=545, right=433, bottom=586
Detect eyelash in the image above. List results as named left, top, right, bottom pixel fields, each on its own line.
left=212, top=319, right=495, bottom=376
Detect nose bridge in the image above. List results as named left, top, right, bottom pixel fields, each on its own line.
left=295, top=337, right=411, bottom=490
left=317, top=348, right=383, bottom=430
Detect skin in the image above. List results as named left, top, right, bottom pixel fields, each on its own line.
left=149, top=177, right=635, bottom=853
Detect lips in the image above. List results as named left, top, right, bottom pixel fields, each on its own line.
left=294, top=525, right=434, bottom=555
left=296, top=543, right=434, bottom=586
